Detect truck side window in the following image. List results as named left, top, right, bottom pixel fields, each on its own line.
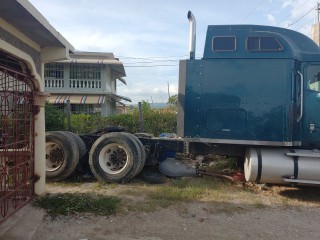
left=307, top=66, right=320, bottom=92
left=212, top=36, right=236, bottom=51
left=247, top=37, right=283, bottom=51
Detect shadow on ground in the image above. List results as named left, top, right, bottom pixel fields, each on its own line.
left=279, top=186, right=320, bottom=203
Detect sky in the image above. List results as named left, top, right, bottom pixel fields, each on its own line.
left=28, top=0, right=319, bottom=104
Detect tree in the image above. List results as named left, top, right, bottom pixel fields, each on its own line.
left=167, top=94, right=178, bottom=106
left=141, top=100, right=151, bottom=112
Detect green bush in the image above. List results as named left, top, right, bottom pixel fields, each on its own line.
left=69, top=113, right=106, bottom=134
left=70, top=109, right=177, bottom=136
left=45, top=102, right=66, bottom=131
left=45, top=103, right=177, bottom=136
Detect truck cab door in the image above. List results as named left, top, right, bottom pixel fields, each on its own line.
left=301, top=63, right=320, bottom=148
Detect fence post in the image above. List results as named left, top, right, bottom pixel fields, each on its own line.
left=66, top=100, right=72, bottom=131
left=138, top=102, right=144, bottom=132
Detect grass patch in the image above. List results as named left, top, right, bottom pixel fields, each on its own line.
left=49, top=180, right=83, bottom=187
left=44, top=174, right=320, bottom=217
left=91, top=181, right=116, bottom=191
left=144, top=177, right=235, bottom=205
left=148, top=185, right=204, bottom=202
left=33, top=193, right=121, bottom=216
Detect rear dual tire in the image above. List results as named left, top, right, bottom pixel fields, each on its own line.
left=89, top=132, right=146, bottom=183
left=45, top=131, right=80, bottom=181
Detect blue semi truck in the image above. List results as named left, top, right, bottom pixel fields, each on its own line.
left=46, top=12, right=320, bottom=185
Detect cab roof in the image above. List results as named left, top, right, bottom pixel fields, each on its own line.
left=203, top=25, right=320, bottom=61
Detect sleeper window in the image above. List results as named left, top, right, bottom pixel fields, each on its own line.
left=247, top=37, right=283, bottom=51
left=212, top=37, right=236, bottom=51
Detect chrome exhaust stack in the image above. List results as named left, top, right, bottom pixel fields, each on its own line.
left=187, top=11, right=196, bottom=59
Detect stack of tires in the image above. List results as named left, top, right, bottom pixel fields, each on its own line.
left=45, top=131, right=146, bottom=183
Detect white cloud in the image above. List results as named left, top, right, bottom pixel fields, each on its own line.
left=281, top=0, right=293, bottom=8
left=267, top=14, right=276, bottom=25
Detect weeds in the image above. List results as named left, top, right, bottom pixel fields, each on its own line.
left=33, top=193, right=121, bottom=216
left=42, top=175, right=320, bottom=217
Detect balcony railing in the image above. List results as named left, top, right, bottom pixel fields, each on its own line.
left=45, top=79, right=102, bottom=89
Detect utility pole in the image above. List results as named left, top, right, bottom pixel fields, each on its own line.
left=66, top=99, right=72, bottom=131
left=312, top=2, right=320, bottom=46
left=317, top=2, right=320, bottom=23
left=138, top=102, right=144, bottom=132
left=167, top=82, right=170, bottom=99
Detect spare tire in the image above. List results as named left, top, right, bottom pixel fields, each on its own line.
left=45, top=131, right=79, bottom=181
left=89, top=132, right=143, bottom=183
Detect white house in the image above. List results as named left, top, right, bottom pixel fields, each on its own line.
left=45, top=51, right=131, bottom=115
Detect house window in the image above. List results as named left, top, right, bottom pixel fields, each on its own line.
left=44, top=63, right=64, bottom=79
left=70, top=104, right=94, bottom=114
left=70, top=63, right=101, bottom=80
left=247, top=37, right=283, bottom=51
left=212, top=36, right=236, bottom=51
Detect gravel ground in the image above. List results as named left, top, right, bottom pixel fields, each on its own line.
left=33, top=202, right=320, bottom=240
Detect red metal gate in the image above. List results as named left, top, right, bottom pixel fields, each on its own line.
left=0, top=64, right=35, bottom=223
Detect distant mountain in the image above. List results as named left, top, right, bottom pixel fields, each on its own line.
left=129, top=102, right=168, bottom=109
left=150, top=103, right=167, bottom=109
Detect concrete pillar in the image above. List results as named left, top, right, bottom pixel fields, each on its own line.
left=34, top=107, right=46, bottom=195
left=34, top=62, right=46, bottom=195
left=312, top=23, right=320, bottom=46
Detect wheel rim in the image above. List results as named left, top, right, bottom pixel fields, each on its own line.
left=98, top=143, right=129, bottom=174
left=46, top=141, right=64, bottom=172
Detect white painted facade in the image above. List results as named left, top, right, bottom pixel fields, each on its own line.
left=45, top=52, right=130, bottom=116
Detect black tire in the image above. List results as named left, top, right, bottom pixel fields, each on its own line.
left=89, top=132, right=143, bottom=183
left=45, top=131, right=80, bottom=181
left=118, top=132, right=146, bottom=175
left=60, top=131, right=87, bottom=160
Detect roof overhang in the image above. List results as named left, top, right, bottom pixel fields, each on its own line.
left=48, top=93, right=132, bottom=104
left=0, top=0, right=74, bottom=61
left=58, top=56, right=126, bottom=77
left=111, top=94, right=132, bottom=102
left=117, top=77, right=127, bottom=85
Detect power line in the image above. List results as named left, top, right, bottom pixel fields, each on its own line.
left=275, top=0, right=312, bottom=25
left=124, top=64, right=178, bottom=68
left=292, top=18, right=313, bottom=31
left=287, top=5, right=315, bottom=28
left=123, top=60, right=179, bottom=64
left=117, top=54, right=202, bottom=60
left=116, top=55, right=188, bottom=60
left=240, top=0, right=267, bottom=22
left=117, top=54, right=203, bottom=65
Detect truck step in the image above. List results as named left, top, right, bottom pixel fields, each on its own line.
left=285, top=149, right=320, bottom=158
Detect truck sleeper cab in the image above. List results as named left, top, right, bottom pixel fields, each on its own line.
left=178, top=15, right=320, bottom=185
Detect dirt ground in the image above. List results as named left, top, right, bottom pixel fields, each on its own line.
left=33, top=202, right=320, bottom=240
left=32, top=179, right=320, bottom=240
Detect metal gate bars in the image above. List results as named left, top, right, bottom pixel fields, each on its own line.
left=0, top=64, right=35, bottom=223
